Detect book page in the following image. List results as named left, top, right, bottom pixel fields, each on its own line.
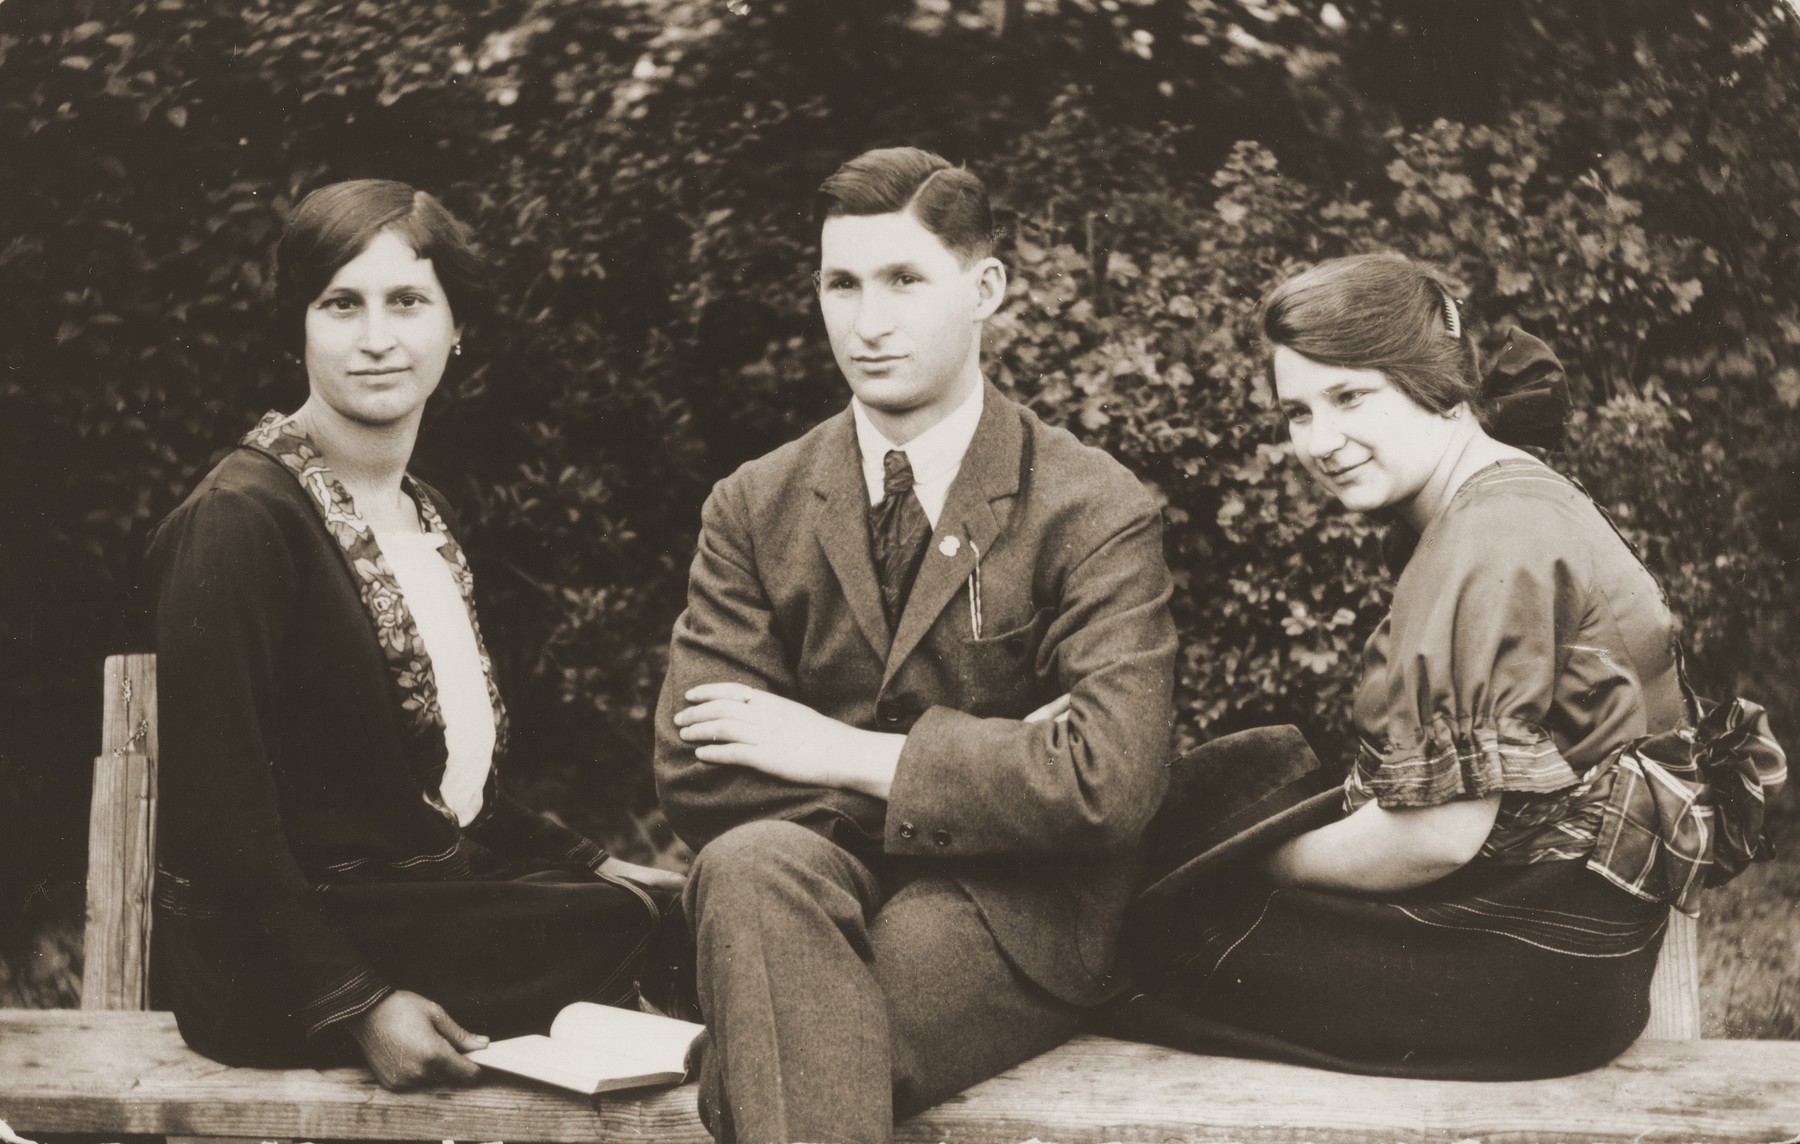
left=548, top=1001, right=704, bottom=1072
left=468, top=1003, right=703, bottom=1094
left=468, top=1034, right=619, bottom=1094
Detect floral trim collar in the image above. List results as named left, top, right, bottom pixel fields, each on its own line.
left=239, top=411, right=509, bottom=821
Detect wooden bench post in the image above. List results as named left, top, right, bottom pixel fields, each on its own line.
left=1644, top=909, right=1701, bottom=1039
left=80, top=652, right=158, bottom=1012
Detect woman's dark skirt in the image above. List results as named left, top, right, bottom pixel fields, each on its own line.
left=1099, top=857, right=1669, bottom=1080
left=152, top=867, right=692, bottom=1069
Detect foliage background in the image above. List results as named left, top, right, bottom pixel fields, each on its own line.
left=2, top=0, right=1796, bottom=1032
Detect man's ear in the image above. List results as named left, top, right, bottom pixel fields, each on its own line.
left=971, top=257, right=1006, bottom=322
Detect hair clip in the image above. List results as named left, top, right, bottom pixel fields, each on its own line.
left=1434, top=283, right=1462, bottom=339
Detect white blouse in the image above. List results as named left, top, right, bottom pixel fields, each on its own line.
left=376, top=528, right=495, bottom=826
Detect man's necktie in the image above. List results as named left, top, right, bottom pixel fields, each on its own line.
left=870, top=449, right=932, bottom=631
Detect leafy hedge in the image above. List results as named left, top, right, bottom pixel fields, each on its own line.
left=3, top=0, right=1796, bottom=931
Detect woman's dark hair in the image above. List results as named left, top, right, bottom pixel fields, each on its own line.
left=1259, top=253, right=1482, bottom=419
left=273, top=179, right=493, bottom=356
left=815, top=147, right=999, bottom=264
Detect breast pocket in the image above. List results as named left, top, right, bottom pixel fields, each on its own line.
left=950, top=606, right=1055, bottom=719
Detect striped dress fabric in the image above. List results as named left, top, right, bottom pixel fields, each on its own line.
left=1345, top=460, right=1784, bottom=917
left=1346, top=462, right=1688, bottom=873
left=1104, top=460, right=1784, bottom=1079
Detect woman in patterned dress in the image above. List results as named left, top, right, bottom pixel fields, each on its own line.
left=146, top=180, right=687, bottom=1089
left=1108, top=252, right=1784, bottom=1079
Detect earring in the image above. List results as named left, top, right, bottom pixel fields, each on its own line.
left=453, top=342, right=463, bottom=356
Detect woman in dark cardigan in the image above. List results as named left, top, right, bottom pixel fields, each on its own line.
left=146, top=179, right=686, bottom=1089
left=1108, top=253, right=1785, bottom=1079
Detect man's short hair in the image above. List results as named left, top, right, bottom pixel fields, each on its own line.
left=815, top=147, right=999, bottom=264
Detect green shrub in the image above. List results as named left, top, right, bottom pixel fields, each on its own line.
left=3, top=0, right=1795, bottom=929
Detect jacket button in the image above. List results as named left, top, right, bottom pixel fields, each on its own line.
left=932, top=829, right=952, bottom=847
left=898, top=821, right=917, bottom=840
left=878, top=702, right=904, bottom=726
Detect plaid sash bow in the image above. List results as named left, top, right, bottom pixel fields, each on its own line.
left=1586, top=697, right=1787, bottom=915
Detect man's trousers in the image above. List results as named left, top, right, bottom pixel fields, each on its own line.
left=685, top=819, right=1083, bottom=1144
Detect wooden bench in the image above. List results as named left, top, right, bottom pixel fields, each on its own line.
left=4, top=653, right=1799, bottom=1144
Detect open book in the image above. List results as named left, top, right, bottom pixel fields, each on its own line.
left=467, top=1002, right=704, bottom=1095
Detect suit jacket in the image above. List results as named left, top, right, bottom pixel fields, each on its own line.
left=655, top=383, right=1177, bottom=1005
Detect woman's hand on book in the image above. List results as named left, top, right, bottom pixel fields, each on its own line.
left=598, top=855, right=687, bottom=893
left=347, top=990, right=489, bottom=1090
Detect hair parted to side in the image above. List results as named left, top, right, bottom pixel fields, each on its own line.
left=1259, top=252, right=1484, bottom=420
left=273, top=179, right=493, bottom=356
left=815, top=147, right=1000, bottom=264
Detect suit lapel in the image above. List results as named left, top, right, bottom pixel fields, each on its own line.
left=883, top=385, right=1023, bottom=688
left=810, top=411, right=892, bottom=663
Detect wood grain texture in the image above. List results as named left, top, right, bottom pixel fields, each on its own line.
left=80, top=652, right=158, bottom=1011
left=0, top=1010, right=709, bottom=1144
left=6, top=1012, right=1800, bottom=1144
left=1643, top=908, right=1702, bottom=1040
left=900, top=1032, right=1800, bottom=1144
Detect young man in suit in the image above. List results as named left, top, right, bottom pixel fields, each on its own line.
left=654, top=146, right=1177, bottom=1144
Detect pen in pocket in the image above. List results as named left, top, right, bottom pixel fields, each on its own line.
left=966, top=540, right=982, bottom=638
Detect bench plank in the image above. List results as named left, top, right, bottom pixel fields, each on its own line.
left=0, top=1010, right=707, bottom=1144
left=5, top=1010, right=1799, bottom=1144
left=907, top=1032, right=1800, bottom=1143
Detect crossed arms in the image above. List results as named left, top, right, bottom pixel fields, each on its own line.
left=653, top=464, right=1178, bottom=858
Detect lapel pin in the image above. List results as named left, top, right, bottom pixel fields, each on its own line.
left=939, top=535, right=962, bottom=558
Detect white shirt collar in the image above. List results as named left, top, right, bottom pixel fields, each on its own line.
left=850, top=381, right=984, bottom=529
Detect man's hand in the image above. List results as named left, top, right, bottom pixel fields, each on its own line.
left=345, top=990, right=486, bottom=1091
left=598, top=854, right=687, bottom=893
left=675, top=683, right=903, bottom=800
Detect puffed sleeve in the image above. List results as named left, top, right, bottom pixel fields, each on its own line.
left=1348, top=487, right=1593, bottom=809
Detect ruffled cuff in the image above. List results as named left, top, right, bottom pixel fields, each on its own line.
left=1354, top=713, right=1582, bottom=809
